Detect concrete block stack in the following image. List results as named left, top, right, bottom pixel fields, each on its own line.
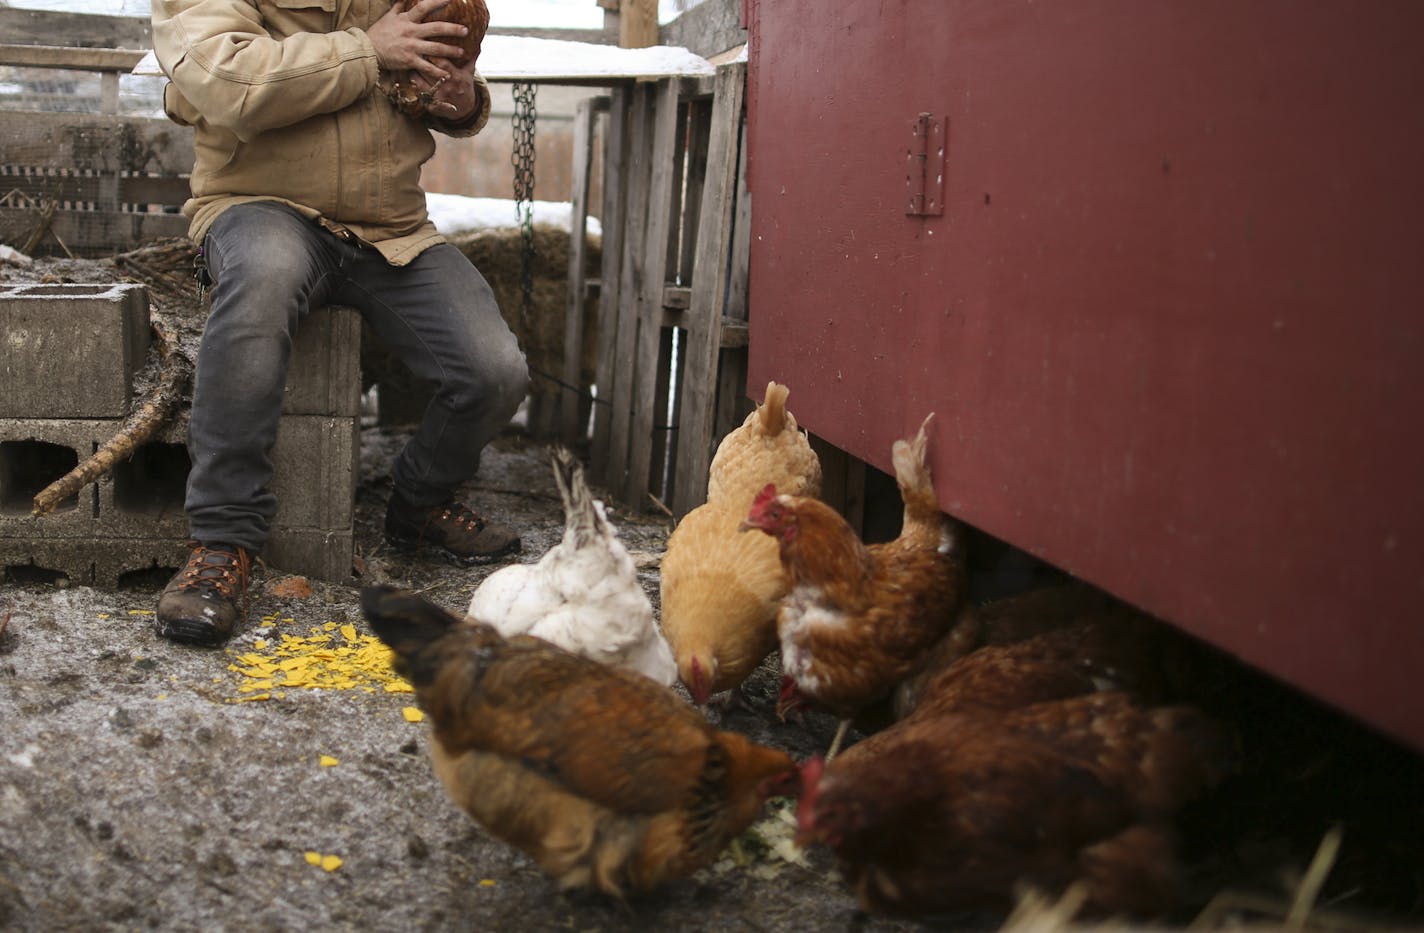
left=0, top=282, right=361, bottom=586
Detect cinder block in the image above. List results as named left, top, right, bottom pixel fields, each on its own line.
left=0, top=535, right=189, bottom=589
left=269, top=415, right=358, bottom=530
left=264, top=527, right=355, bottom=582
left=284, top=306, right=362, bottom=417
left=1, top=414, right=355, bottom=549
left=0, top=419, right=187, bottom=540
left=151, top=414, right=357, bottom=534
left=0, top=282, right=150, bottom=418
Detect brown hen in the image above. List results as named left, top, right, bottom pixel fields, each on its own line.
left=796, top=691, right=1238, bottom=918
left=896, top=583, right=1204, bottom=720
left=741, top=414, right=970, bottom=755
left=362, top=586, right=798, bottom=897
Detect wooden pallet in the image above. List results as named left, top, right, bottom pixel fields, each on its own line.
left=0, top=44, right=191, bottom=258
left=571, top=61, right=751, bottom=517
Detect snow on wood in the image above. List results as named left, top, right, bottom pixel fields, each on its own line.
left=130, top=35, right=714, bottom=83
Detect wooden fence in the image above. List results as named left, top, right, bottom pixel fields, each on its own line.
left=0, top=44, right=191, bottom=257
left=564, top=62, right=754, bottom=518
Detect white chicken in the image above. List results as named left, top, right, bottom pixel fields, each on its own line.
left=466, top=446, right=676, bottom=685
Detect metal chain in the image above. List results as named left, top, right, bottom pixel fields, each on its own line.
left=510, top=82, right=538, bottom=331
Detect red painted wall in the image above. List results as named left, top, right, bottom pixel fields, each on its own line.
left=745, top=0, right=1424, bottom=750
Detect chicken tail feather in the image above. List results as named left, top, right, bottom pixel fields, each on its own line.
left=756, top=381, right=791, bottom=437
left=891, top=413, right=956, bottom=552
left=551, top=445, right=602, bottom=549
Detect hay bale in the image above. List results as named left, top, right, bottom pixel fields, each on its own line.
left=360, top=224, right=601, bottom=438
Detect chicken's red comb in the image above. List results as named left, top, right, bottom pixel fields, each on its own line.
left=751, top=483, right=779, bottom=510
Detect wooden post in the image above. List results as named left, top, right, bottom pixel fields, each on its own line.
left=590, top=86, right=631, bottom=485
left=670, top=61, right=747, bottom=518
left=561, top=96, right=606, bottom=446
left=622, top=78, right=681, bottom=508
left=619, top=0, right=659, bottom=48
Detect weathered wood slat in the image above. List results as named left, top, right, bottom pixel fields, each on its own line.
left=678, top=97, right=713, bottom=287
left=603, top=84, right=655, bottom=494
left=1, top=111, right=195, bottom=176
left=0, top=44, right=146, bottom=73
left=0, top=206, right=189, bottom=258
left=588, top=86, right=631, bottom=485
left=0, top=174, right=189, bottom=210
left=622, top=79, right=682, bottom=507
left=560, top=96, right=601, bottom=445
left=671, top=61, right=747, bottom=517
left=0, top=9, right=151, bottom=50
left=713, top=107, right=755, bottom=442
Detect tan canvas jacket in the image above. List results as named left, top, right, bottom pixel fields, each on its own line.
left=152, top=0, right=492, bottom=265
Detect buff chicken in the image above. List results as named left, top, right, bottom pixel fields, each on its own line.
left=466, top=446, right=675, bottom=685
left=362, top=585, right=799, bottom=897
left=741, top=414, right=971, bottom=756
left=659, top=382, right=822, bottom=705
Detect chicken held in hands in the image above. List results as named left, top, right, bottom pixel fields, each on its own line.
left=660, top=381, right=823, bottom=706
left=363, top=585, right=799, bottom=897
left=466, top=446, right=675, bottom=685
left=741, top=414, right=970, bottom=754
left=795, top=692, right=1238, bottom=918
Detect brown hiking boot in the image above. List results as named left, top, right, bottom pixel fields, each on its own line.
left=156, top=544, right=251, bottom=647
left=384, top=493, right=521, bottom=566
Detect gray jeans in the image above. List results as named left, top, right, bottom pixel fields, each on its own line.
left=185, top=201, right=528, bottom=554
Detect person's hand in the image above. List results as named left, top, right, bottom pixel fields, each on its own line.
left=367, top=0, right=467, bottom=84
left=404, top=53, right=479, bottom=121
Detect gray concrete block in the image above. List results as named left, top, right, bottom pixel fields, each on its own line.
left=284, top=306, right=362, bottom=417
left=0, top=282, right=150, bottom=418
left=1, top=414, right=356, bottom=546
left=0, top=418, right=188, bottom=540
left=0, top=535, right=189, bottom=588
left=263, top=527, right=355, bottom=583
left=269, top=415, right=359, bottom=530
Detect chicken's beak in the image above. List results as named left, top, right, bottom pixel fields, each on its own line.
left=736, top=519, right=757, bottom=534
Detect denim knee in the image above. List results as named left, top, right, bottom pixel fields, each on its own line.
left=441, top=345, right=529, bottom=420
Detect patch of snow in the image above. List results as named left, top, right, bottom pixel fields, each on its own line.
left=426, top=192, right=601, bottom=237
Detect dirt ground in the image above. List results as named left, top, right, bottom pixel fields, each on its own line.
left=0, top=423, right=950, bottom=933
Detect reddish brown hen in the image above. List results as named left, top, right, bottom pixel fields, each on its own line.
left=896, top=583, right=1206, bottom=719
left=796, top=691, right=1238, bottom=918
left=741, top=415, right=971, bottom=755
left=362, top=585, right=798, bottom=897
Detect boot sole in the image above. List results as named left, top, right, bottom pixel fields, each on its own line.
left=156, top=616, right=234, bottom=648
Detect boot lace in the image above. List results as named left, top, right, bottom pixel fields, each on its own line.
left=178, top=544, right=250, bottom=602
left=429, top=501, right=488, bottom=536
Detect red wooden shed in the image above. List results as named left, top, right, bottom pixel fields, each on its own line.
left=743, top=0, right=1424, bottom=751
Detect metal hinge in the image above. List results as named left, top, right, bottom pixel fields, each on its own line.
left=905, top=112, right=946, bottom=217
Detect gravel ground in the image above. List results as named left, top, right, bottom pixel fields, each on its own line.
left=0, top=427, right=948, bottom=933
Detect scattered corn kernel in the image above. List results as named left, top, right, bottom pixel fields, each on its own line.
left=402, top=706, right=425, bottom=723
left=321, top=855, right=343, bottom=872
left=479, top=879, right=496, bottom=888
left=319, top=755, right=339, bottom=768
left=304, top=851, right=322, bottom=866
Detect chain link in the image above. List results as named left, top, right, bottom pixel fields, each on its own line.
left=510, top=82, right=538, bottom=332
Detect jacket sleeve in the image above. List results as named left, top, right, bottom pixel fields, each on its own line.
left=425, top=70, right=492, bottom=138
left=151, top=0, right=380, bottom=141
